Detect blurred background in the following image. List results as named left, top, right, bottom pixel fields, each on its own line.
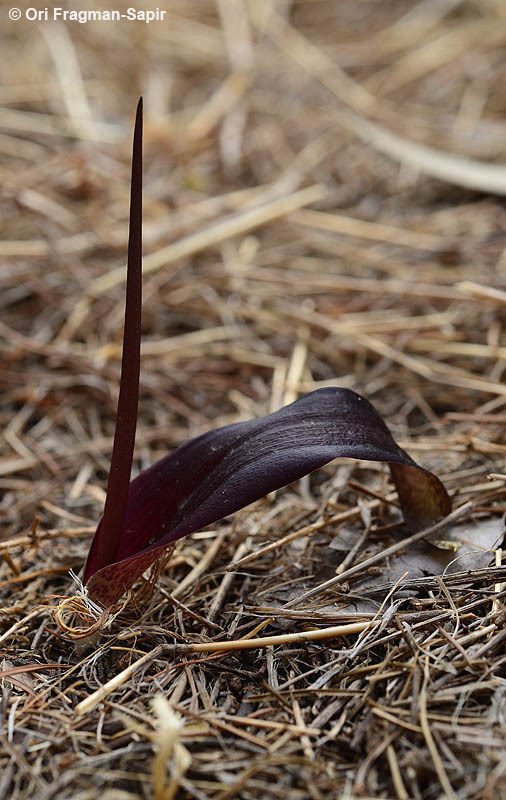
left=1, top=0, right=506, bottom=539
left=2, top=4, right=506, bottom=797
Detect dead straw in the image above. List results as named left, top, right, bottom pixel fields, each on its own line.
left=2, top=2, right=506, bottom=798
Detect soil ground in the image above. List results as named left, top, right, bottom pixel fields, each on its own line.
left=1, top=2, right=506, bottom=798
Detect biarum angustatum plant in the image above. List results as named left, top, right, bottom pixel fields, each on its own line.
left=83, top=100, right=451, bottom=609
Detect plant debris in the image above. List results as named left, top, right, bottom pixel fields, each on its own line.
left=1, top=1, right=506, bottom=798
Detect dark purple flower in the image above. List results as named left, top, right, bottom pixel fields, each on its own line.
left=83, top=101, right=451, bottom=608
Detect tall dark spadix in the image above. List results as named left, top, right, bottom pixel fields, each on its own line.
left=83, top=99, right=451, bottom=609
left=84, top=99, right=143, bottom=578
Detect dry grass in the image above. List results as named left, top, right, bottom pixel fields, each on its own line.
left=1, top=1, right=506, bottom=798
